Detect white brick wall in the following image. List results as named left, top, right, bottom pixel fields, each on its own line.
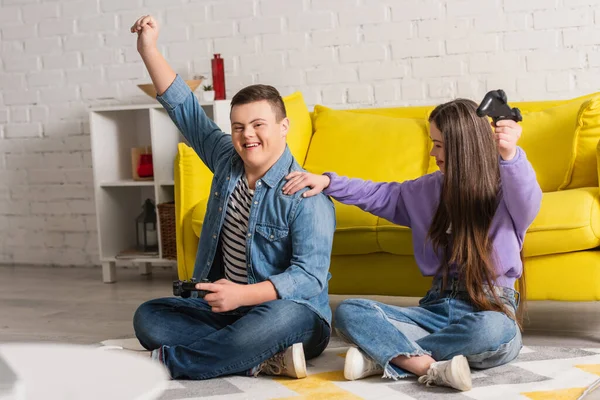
left=1, top=0, right=600, bottom=267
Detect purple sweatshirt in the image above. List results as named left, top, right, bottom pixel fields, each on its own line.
left=324, top=147, right=543, bottom=289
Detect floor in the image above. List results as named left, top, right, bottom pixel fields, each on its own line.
left=1, top=264, right=600, bottom=347
left=2, top=264, right=600, bottom=399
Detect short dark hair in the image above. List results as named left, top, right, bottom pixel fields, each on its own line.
left=230, top=84, right=287, bottom=122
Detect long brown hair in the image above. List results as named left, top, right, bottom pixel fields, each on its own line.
left=428, top=99, right=526, bottom=330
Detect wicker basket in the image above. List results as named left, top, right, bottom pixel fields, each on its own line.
left=157, top=202, right=177, bottom=260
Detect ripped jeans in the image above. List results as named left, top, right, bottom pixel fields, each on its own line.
left=334, top=278, right=522, bottom=379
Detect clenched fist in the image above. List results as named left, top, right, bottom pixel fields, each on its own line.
left=131, top=15, right=159, bottom=54
left=493, top=120, right=521, bottom=161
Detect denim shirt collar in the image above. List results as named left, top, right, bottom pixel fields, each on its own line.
left=231, top=145, right=294, bottom=188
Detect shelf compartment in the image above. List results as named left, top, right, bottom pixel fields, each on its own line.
left=95, top=186, right=158, bottom=261
left=90, top=109, right=152, bottom=184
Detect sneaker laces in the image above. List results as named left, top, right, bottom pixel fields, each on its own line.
left=418, top=365, right=441, bottom=386
left=261, top=352, right=286, bottom=376
left=364, top=357, right=381, bottom=374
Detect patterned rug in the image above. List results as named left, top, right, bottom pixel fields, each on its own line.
left=99, top=338, right=600, bottom=399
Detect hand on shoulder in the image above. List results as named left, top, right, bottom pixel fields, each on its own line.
left=283, top=171, right=331, bottom=198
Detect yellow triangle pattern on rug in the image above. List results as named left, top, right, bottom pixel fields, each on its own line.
left=577, top=364, right=600, bottom=376
left=521, top=387, right=585, bottom=400
left=516, top=364, right=600, bottom=400
left=272, top=371, right=363, bottom=400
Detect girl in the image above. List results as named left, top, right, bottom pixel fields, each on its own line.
left=282, top=99, right=542, bottom=391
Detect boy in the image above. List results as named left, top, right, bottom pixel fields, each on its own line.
left=131, top=15, right=336, bottom=380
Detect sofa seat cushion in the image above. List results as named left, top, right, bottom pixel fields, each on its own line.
left=524, top=187, right=600, bottom=257
left=377, top=218, right=414, bottom=255
left=347, top=187, right=600, bottom=258
left=331, top=202, right=379, bottom=255
left=191, top=188, right=600, bottom=259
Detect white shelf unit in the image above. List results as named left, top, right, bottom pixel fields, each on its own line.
left=90, top=100, right=231, bottom=283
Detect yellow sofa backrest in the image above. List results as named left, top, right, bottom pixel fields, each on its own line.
left=304, top=105, right=430, bottom=183
left=296, top=93, right=600, bottom=193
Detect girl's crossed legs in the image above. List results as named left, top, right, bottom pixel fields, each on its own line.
left=335, top=286, right=521, bottom=391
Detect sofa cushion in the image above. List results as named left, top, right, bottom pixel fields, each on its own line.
left=518, top=99, right=587, bottom=192
left=348, top=105, right=440, bottom=175
left=283, top=91, right=312, bottom=166
left=303, top=105, right=430, bottom=255
left=524, top=187, right=600, bottom=257
left=565, top=96, right=600, bottom=189
left=305, top=105, right=430, bottom=181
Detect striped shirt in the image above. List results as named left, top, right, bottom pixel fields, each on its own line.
left=220, top=175, right=254, bottom=284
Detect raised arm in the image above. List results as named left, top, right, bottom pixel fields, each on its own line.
left=494, top=120, right=542, bottom=236
left=132, top=15, right=233, bottom=172
left=499, top=147, right=542, bottom=235
left=131, top=15, right=175, bottom=96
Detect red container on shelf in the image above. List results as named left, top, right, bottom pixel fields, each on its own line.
left=211, top=54, right=226, bottom=100
left=137, top=153, right=154, bottom=178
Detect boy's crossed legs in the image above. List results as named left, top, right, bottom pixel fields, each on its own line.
left=133, top=297, right=330, bottom=380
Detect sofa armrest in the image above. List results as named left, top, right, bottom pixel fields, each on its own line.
left=174, top=143, right=213, bottom=280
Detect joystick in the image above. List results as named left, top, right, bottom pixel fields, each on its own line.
left=476, top=90, right=522, bottom=124
left=173, top=278, right=212, bottom=298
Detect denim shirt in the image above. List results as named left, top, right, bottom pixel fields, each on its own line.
left=158, top=75, right=336, bottom=325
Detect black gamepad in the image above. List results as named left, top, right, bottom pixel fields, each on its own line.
left=476, top=89, right=522, bottom=124
left=173, top=278, right=212, bottom=298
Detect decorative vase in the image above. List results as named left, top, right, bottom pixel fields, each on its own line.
left=211, top=54, right=226, bottom=100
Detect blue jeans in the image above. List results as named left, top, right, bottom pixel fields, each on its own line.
left=335, top=278, right=522, bottom=379
left=133, top=298, right=330, bottom=380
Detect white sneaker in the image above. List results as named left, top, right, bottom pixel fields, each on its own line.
left=260, top=343, right=307, bottom=379
left=418, top=355, right=472, bottom=391
left=344, top=347, right=383, bottom=381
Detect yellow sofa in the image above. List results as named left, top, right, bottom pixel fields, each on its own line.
left=174, top=91, right=600, bottom=302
